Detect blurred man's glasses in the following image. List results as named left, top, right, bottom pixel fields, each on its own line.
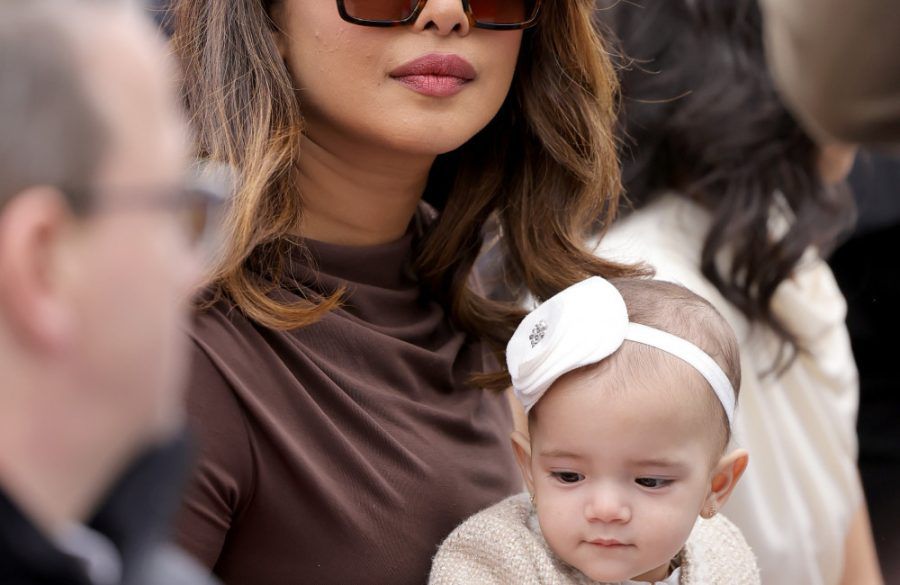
left=67, top=162, right=233, bottom=261
left=336, top=0, right=541, bottom=29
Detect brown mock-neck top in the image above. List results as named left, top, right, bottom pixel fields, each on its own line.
left=175, top=227, right=520, bottom=585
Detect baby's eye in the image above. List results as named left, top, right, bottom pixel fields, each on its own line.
left=635, top=477, right=674, bottom=489
left=551, top=471, right=585, bottom=484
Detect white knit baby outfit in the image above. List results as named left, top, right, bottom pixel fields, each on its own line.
left=429, top=493, right=760, bottom=585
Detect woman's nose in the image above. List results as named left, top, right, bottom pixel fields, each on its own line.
left=584, top=488, right=632, bottom=524
left=412, top=0, right=472, bottom=35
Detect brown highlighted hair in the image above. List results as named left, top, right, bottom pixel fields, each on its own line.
left=170, top=0, right=642, bottom=388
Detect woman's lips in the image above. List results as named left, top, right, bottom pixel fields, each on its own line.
left=389, top=53, right=476, bottom=98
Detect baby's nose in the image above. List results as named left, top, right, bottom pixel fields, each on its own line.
left=584, top=487, right=632, bottom=524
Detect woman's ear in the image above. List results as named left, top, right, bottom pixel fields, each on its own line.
left=702, top=448, right=749, bottom=518
left=817, top=143, right=859, bottom=185
left=510, top=430, right=535, bottom=495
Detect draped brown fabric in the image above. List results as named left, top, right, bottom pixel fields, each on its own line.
left=175, top=229, right=520, bottom=585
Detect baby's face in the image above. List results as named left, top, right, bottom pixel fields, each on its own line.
left=522, top=364, right=722, bottom=583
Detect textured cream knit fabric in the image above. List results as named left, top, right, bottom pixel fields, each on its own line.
left=429, top=493, right=760, bottom=585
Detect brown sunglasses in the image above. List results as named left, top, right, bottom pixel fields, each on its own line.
left=336, top=0, right=542, bottom=29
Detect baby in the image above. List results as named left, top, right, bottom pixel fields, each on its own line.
left=430, top=277, right=760, bottom=584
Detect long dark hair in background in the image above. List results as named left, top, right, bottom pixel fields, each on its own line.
left=598, top=0, right=854, bottom=365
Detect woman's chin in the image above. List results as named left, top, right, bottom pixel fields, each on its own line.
left=377, top=121, right=490, bottom=156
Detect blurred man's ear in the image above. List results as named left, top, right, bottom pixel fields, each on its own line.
left=0, top=187, right=75, bottom=353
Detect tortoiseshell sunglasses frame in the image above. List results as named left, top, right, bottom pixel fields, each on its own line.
left=335, top=0, right=542, bottom=29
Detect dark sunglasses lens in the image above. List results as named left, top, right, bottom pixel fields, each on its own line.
left=469, top=0, right=536, bottom=24
left=342, top=0, right=419, bottom=22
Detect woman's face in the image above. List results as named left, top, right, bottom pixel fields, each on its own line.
left=271, top=0, right=523, bottom=157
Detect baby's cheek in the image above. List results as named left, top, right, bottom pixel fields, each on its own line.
left=642, top=505, right=698, bottom=558
left=537, top=505, right=578, bottom=552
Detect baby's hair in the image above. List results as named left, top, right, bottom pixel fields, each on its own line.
left=531, top=278, right=741, bottom=451
left=614, top=278, right=741, bottom=392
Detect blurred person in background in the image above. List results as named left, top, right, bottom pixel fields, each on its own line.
left=761, top=0, right=900, bottom=148
left=595, top=1, right=882, bottom=584
left=829, top=152, right=900, bottom=582
left=0, top=1, right=224, bottom=584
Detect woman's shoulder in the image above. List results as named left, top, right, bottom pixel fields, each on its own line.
left=604, top=193, right=708, bottom=250
left=185, top=291, right=295, bottom=411
left=681, top=514, right=761, bottom=585
left=600, top=196, right=709, bottom=283
left=597, top=196, right=751, bottom=336
left=189, top=289, right=275, bottom=369
left=768, top=251, right=850, bottom=344
left=429, top=494, right=576, bottom=585
left=191, top=286, right=246, bottom=335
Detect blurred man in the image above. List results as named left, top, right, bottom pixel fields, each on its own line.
left=0, top=1, right=223, bottom=583
left=762, top=0, right=900, bottom=147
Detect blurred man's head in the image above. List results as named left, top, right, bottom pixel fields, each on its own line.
left=0, top=0, right=203, bottom=529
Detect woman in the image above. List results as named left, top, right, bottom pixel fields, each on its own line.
left=595, top=1, right=882, bottom=584
left=169, top=0, right=634, bottom=583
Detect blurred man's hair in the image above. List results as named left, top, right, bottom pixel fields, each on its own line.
left=0, top=0, right=113, bottom=213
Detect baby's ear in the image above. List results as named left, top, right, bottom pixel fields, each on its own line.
left=702, top=449, right=749, bottom=519
left=510, top=431, right=535, bottom=495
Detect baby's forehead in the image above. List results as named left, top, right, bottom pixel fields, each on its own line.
left=557, top=343, right=712, bottom=402
left=529, top=348, right=724, bottom=449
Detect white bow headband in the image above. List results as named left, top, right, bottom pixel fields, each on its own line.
left=506, top=277, right=736, bottom=426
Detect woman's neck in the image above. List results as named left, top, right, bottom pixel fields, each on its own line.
left=295, top=129, right=435, bottom=246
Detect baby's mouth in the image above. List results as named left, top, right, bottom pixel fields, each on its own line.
left=586, top=538, right=631, bottom=548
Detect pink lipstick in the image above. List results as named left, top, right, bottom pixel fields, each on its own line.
left=389, top=53, right=476, bottom=98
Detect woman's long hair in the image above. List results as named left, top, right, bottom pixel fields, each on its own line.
left=170, top=0, right=641, bottom=389
left=600, top=0, right=854, bottom=363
